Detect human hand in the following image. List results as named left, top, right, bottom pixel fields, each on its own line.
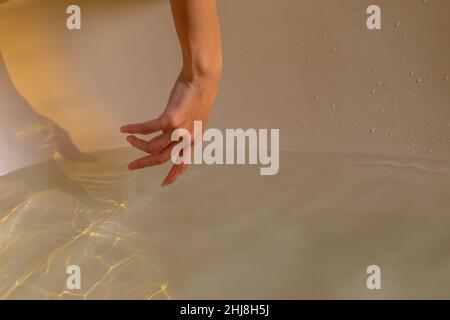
left=120, top=71, right=221, bottom=186
left=120, top=0, right=222, bottom=187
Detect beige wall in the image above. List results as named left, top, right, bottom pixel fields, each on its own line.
left=0, top=0, right=449, bottom=163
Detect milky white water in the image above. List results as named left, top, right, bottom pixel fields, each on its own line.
left=0, top=148, right=449, bottom=299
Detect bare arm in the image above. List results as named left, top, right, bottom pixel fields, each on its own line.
left=171, top=0, right=223, bottom=83
left=120, top=0, right=223, bottom=186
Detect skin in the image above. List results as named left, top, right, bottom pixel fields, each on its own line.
left=120, top=0, right=223, bottom=187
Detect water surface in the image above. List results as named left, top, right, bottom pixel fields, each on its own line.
left=0, top=149, right=449, bottom=299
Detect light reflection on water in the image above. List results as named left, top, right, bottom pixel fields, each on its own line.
left=0, top=148, right=449, bottom=299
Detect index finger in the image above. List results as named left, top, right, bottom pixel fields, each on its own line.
left=120, top=118, right=164, bottom=135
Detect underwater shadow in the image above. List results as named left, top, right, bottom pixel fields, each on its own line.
left=0, top=51, right=99, bottom=206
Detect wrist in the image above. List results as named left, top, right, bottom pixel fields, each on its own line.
left=181, top=54, right=223, bottom=83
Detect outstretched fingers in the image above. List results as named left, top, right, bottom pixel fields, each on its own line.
left=122, top=115, right=194, bottom=186
left=126, top=133, right=173, bottom=155
left=161, top=163, right=189, bottom=187
left=126, top=135, right=149, bottom=153
left=120, top=117, right=164, bottom=135
left=128, top=143, right=175, bottom=171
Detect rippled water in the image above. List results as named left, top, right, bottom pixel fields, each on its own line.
left=0, top=148, right=449, bottom=299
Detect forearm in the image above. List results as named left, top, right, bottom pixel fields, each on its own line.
left=121, top=1, right=223, bottom=186
left=170, top=0, right=223, bottom=82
